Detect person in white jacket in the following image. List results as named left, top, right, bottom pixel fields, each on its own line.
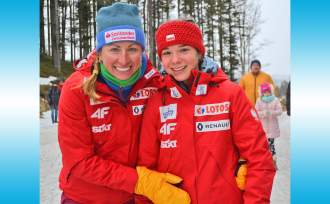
left=255, top=82, right=282, bottom=169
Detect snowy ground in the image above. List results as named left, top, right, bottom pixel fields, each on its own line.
left=40, top=111, right=290, bottom=204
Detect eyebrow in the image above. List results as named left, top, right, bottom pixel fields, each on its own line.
left=109, top=43, right=139, bottom=48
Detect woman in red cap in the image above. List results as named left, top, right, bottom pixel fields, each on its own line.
left=138, top=19, right=276, bottom=204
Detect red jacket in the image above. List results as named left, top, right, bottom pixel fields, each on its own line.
left=58, top=52, right=161, bottom=204
left=138, top=69, right=275, bottom=204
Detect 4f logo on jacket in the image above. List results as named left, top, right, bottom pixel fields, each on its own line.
left=91, top=107, right=110, bottom=119
left=160, top=123, right=176, bottom=135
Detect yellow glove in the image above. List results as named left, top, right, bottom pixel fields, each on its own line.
left=135, top=166, right=191, bottom=204
left=235, top=158, right=248, bottom=190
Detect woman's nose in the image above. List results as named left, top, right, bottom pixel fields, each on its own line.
left=117, top=51, right=130, bottom=66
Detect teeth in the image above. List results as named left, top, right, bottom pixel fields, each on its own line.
left=115, top=66, right=130, bottom=72
left=172, top=66, right=185, bottom=71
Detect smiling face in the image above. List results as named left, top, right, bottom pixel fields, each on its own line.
left=99, top=41, right=143, bottom=80
left=160, top=44, right=200, bottom=82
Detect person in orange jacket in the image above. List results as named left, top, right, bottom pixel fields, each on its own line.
left=58, top=3, right=190, bottom=204
left=239, top=60, right=275, bottom=106
left=138, top=19, right=275, bottom=204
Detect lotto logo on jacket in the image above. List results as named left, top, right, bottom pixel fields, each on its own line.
left=194, top=102, right=230, bottom=116
left=130, top=87, right=158, bottom=101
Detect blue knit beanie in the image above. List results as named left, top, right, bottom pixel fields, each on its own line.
left=95, top=3, right=145, bottom=52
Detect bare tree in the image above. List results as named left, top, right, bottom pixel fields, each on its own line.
left=40, top=0, right=45, bottom=55
left=47, top=0, right=51, bottom=56
left=239, top=1, right=264, bottom=74
left=50, top=0, right=61, bottom=72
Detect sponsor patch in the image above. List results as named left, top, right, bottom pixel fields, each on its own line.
left=170, top=87, right=182, bottom=98
left=144, top=69, right=156, bottom=79
left=160, top=139, right=177, bottom=148
left=92, top=123, right=112, bottom=133
left=196, top=119, right=230, bottom=132
left=132, top=105, right=145, bottom=116
left=159, top=104, right=177, bottom=122
left=196, top=84, right=207, bottom=96
left=76, top=59, right=87, bottom=69
left=194, top=102, right=230, bottom=116
left=166, top=34, right=175, bottom=42
left=130, top=87, right=158, bottom=101
left=160, top=123, right=176, bottom=135
left=104, top=29, right=136, bottom=43
left=91, top=107, right=110, bottom=119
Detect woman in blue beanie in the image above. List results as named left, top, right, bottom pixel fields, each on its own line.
left=58, top=3, right=190, bottom=204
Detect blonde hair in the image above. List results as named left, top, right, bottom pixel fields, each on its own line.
left=82, top=58, right=101, bottom=101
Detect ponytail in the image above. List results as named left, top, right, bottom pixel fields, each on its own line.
left=83, top=58, right=100, bottom=101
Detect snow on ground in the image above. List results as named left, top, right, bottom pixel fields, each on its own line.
left=40, top=76, right=58, bottom=85
left=40, top=111, right=290, bottom=204
left=40, top=111, right=61, bottom=204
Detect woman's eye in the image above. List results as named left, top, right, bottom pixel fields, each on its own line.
left=179, top=48, right=189, bottom=53
left=109, top=47, right=120, bottom=53
left=128, top=47, right=138, bottom=52
left=161, top=51, right=171, bottom=56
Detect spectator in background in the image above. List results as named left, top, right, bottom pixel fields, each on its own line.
left=286, top=81, right=290, bottom=116
left=47, top=82, right=61, bottom=124
left=255, top=83, right=282, bottom=170
left=239, top=60, right=275, bottom=105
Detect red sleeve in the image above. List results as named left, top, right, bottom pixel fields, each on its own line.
left=231, top=86, right=275, bottom=204
left=137, top=95, right=161, bottom=169
left=58, top=77, right=137, bottom=193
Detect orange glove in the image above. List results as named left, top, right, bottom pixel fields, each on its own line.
left=235, top=158, right=247, bottom=190
left=135, top=166, right=191, bottom=204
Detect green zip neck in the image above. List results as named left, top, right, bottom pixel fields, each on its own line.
left=100, top=63, right=141, bottom=87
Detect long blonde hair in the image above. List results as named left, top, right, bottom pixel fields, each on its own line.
left=82, top=57, right=101, bottom=101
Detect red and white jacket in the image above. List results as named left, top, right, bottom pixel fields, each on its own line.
left=58, top=51, right=161, bottom=204
left=138, top=69, right=275, bottom=204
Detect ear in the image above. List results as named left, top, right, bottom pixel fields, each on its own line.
left=97, top=53, right=103, bottom=63
left=198, top=53, right=203, bottom=61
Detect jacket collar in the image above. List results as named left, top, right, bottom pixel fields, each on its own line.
left=163, top=69, right=228, bottom=98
